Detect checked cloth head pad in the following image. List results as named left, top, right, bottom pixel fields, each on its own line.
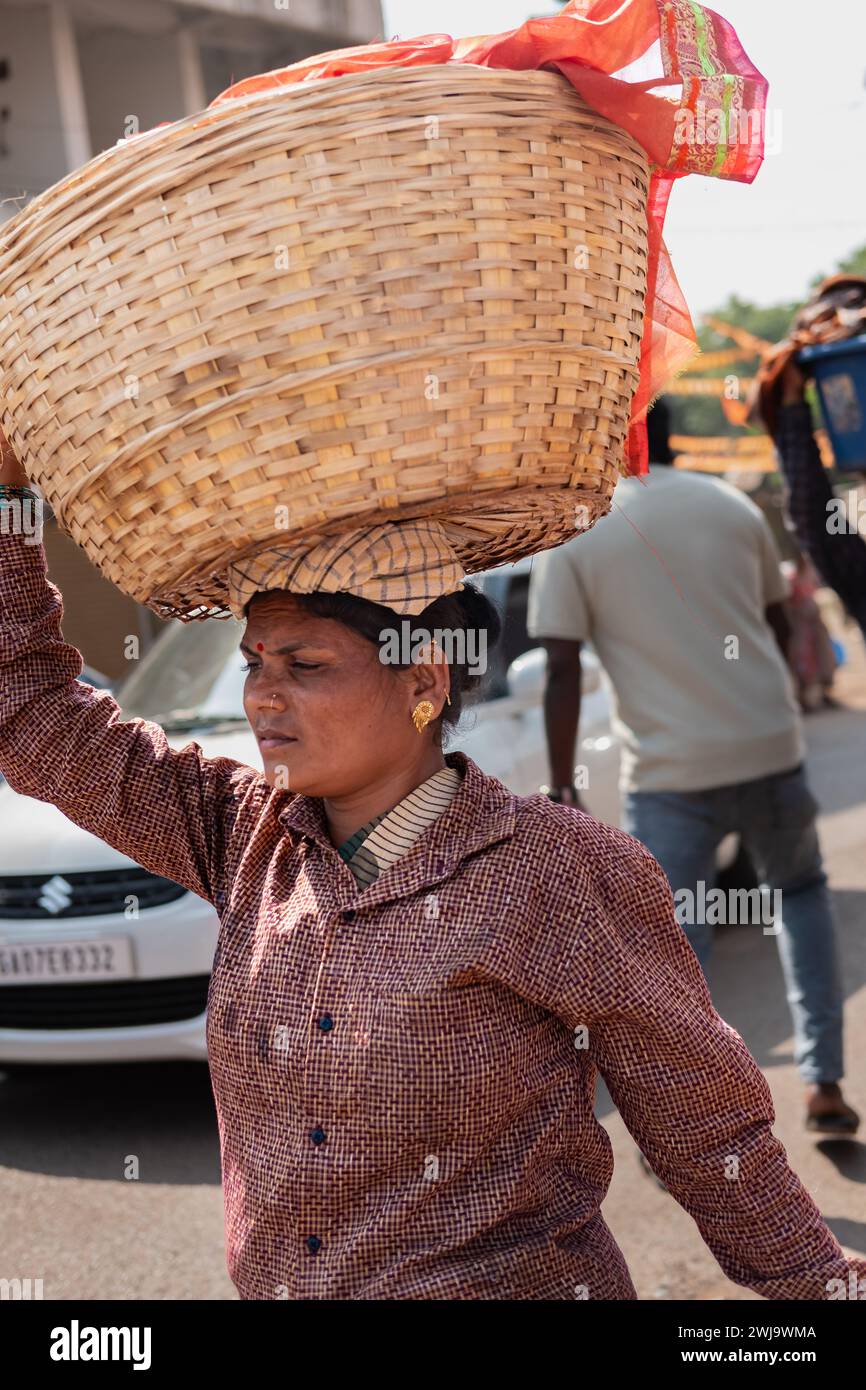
left=225, top=517, right=468, bottom=619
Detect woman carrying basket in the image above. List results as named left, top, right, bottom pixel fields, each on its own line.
left=2, top=432, right=864, bottom=1301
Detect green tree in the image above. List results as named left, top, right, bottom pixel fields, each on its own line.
left=815, top=243, right=866, bottom=282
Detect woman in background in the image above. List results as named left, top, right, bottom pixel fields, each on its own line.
left=783, top=552, right=840, bottom=711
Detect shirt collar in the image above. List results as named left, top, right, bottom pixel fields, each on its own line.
left=337, top=764, right=461, bottom=863
left=276, top=750, right=517, bottom=901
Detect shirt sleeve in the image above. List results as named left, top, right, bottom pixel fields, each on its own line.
left=0, top=530, right=262, bottom=907
left=554, top=829, right=866, bottom=1300
left=526, top=543, right=593, bottom=642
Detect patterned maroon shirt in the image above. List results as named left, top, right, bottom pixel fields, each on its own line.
left=2, top=529, right=863, bottom=1300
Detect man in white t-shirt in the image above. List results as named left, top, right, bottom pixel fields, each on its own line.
left=527, top=399, right=857, bottom=1136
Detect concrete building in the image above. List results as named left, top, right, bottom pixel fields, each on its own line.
left=0, top=0, right=385, bottom=678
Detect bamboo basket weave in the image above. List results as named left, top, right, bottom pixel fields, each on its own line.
left=0, top=64, right=650, bottom=620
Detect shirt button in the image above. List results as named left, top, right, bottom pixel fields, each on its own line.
left=317, top=1013, right=334, bottom=1032
left=310, top=1126, right=327, bottom=1146
left=306, top=1235, right=322, bottom=1255
left=342, top=909, right=356, bottom=922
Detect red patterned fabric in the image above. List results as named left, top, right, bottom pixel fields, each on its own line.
left=209, top=1, right=768, bottom=476
left=2, top=530, right=863, bottom=1299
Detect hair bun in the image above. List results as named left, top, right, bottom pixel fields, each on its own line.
left=455, top=580, right=503, bottom=648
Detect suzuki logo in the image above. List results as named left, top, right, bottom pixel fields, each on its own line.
left=37, top=875, right=74, bottom=915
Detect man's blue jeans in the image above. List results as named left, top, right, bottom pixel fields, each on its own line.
left=623, top=764, right=844, bottom=1084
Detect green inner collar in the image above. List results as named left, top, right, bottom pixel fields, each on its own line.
left=336, top=810, right=389, bottom=862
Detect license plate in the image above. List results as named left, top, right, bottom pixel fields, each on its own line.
left=0, top=937, right=135, bottom=985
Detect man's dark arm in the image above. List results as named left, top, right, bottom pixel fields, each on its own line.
left=774, top=364, right=866, bottom=637
left=765, top=601, right=792, bottom=664
left=541, top=638, right=583, bottom=794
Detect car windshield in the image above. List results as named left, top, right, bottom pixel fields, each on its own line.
left=114, top=617, right=249, bottom=731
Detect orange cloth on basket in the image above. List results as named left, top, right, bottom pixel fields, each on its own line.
left=208, top=0, right=768, bottom=476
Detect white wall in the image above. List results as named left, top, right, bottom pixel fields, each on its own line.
left=345, top=0, right=385, bottom=41
left=0, top=3, right=69, bottom=210
left=176, top=0, right=383, bottom=42
left=77, top=28, right=186, bottom=156
left=0, top=0, right=387, bottom=219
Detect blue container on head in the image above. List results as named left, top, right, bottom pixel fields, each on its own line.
left=797, top=333, right=866, bottom=471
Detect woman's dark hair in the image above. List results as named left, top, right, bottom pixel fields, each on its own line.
left=245, top=581, right=503, bottom=748
left=646, top=396, right=676, bottom=465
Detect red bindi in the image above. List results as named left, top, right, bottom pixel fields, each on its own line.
left=256, top=642, right=264, bottom=652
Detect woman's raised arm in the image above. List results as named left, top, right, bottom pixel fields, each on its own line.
left=0, top=439, right=262, bottom=907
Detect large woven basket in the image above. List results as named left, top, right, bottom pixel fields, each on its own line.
left=0, top=63, right=649, bottom=620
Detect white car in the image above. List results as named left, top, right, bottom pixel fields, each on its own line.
left=0, top=557, right=621, bottom=1067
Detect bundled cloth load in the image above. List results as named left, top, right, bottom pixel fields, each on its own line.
left=0, top=0, right=766, bottom=619
left=750, top=276, right=866, bottom=471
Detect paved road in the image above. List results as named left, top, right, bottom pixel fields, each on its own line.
left=2, top=635, right=865, bottom=1301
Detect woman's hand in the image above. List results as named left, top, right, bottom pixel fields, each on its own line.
left=0, top=425, right=29, bottom=487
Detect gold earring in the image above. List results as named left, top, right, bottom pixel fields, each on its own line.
left=411, top=699, right=436, bottom=734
